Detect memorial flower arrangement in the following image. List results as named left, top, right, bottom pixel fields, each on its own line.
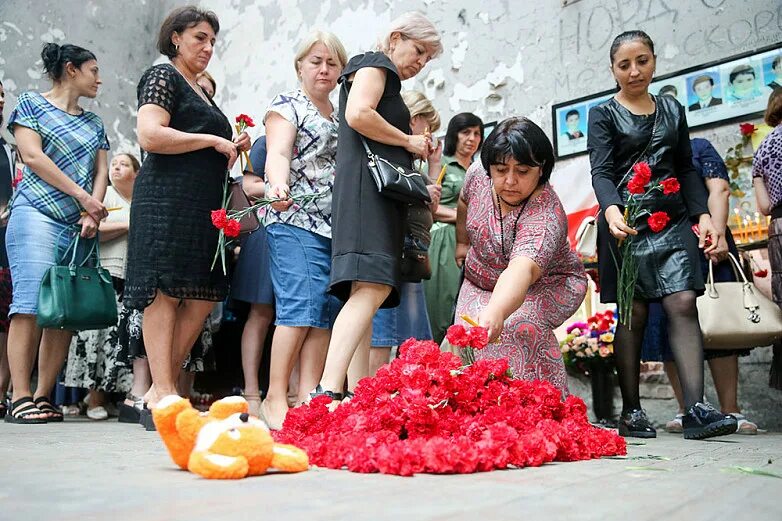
left=615, top=161, right=678, bottom=326
left=560, top=310, right=616, bottom=373
left=274, top=330, right=626, bottom=476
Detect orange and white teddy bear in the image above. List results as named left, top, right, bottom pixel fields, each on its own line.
left=152, top=395, right=308, bottom=479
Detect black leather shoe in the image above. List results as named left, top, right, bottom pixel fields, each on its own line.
left=308, top=385, right=343, bottom=402
left=618, top=409, right=657, bottom=438
left=682, top=402, right=737, bottom=440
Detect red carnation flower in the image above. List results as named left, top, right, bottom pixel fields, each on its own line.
left=223, top=219, right=241, bottom=238
left=647, top=211, right=670, bottom=233
left=754, top=269, right=768, bottom=278
left=739, top=123, right=756, bottom=136
left=235, top=114, right=256, bottom=128
left=210, top=208, right=228, bottom=229
left=467, top=327, right=489, bottom=350
left=11, top=169, right=23, bottom=189
left=446, top=325, right=471, bottom=347
left=659, top=178, right=680, bottom=195
left=626, top=177, right=647, bottom=195
left=631, top=161, right=652, bottom=184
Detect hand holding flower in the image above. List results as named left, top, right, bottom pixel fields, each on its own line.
left=478, top=306, right=504, bottom=343
left=697, top=214, right=720, bottom=255
left=268, top=183, right=293, bottom=212
left=233, top=131, right=251, bottom=153
left=605, top=205, right=637, bottom=240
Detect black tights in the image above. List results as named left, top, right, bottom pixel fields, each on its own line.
left=614, top=291, right=704, bottom=413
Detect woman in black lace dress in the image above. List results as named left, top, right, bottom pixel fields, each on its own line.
left=587, top=30, right=736, bottom=440
left=125, top=7, right=249, bottom=408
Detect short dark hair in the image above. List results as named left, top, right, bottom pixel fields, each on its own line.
left=609, top=30, right=655, bottom=64
left=443, top=113, right=484, bottom=156
left=157, top=6, right=220, bottom=59
left=765, top=88, right=782, bottom=127
left=480, top=117, right=555, bottom=185
left=773, top=56, right=782, bottom=70
left=729, top=65, right=755, bottom=84
left=565, top=109, right=580, bottom=120
left=41, top=43, right=97, bottom=82
left=691, top=75, right=714, bottom=91
left=658, top=84, right=678, bottom=97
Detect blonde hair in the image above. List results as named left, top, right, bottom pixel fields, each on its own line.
left=377, top=12, right=443, bottom=58
left=294, top=30, right=348, bottom=76
left=402, top=90, right=440, bottom=132
left=197, top=70, right=216, bottom=93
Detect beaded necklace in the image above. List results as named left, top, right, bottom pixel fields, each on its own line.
left=493, top=189, right=530, bottom=259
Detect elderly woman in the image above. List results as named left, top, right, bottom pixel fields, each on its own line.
left=312, top=12, right=442, bottom=401
left=258, top=31, right=348, bottom=428
left=425, top=112, right=484, bottom=343
left=125, top=6, right=249, bottom=409
left=5, top=43, right=109, bottom=423
left=454, top=117, right=586, bottom=391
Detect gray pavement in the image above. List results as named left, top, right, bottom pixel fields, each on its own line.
left=1, top=419, right=780, bottom=521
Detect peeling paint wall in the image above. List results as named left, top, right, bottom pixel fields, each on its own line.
left=1, top=0, right=781, bottom=180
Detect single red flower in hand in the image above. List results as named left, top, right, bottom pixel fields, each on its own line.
left=632, top=162, right=652, bottom=184
left=211, top=208, right=228, bottom=229
left=659, top=178, right=680, bottom=195
left=11, top=169, right=23, bottom=189
left=626, top=177, right=647, bottom=195
left=446, top=325, right=471, bottom=347
left=647, top=211, right=670, bottom=233
left=223, top=219, right=241, bottom=238
left=754, top=269, right=768, bottom=278
left=739, top=123, right=756, bottom=136
left=467, top=327, right=489, bottom=350
left=235, top=114, right=255, bottom=128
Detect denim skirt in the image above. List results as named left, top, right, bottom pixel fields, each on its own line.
left=231, top=226, right=274, bottom=306
left=6, top=198, right=78, bottom=316
left=266, top=223, right=340, bottom=328
left=371, top=282, right=432, bottom=347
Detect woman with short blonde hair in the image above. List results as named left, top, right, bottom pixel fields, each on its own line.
left=376, top=11, right=443, bottom=58
left=293, top=31, right=348, bottom=77
left=401, top=90, right=440, bottom=134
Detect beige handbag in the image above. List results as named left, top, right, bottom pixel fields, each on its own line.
left=575, top=215, right=598, bottom=257
left=697, top=253, right=782, bottom=349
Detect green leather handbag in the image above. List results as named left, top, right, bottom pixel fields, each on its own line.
left=37, top=229, right=118, bottom=331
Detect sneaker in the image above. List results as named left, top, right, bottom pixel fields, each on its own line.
left=664, top=413, right=684, bottom=433
left=618, top=409, right=657, bottom=438
left=682, top=402, right=738, bottom=440
left=86, top=406, right=109, bottom=421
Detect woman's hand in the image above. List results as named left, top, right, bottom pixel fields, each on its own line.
left=213, top=137, right=239, bottom=169
left=426, top=138, right=443, bottom=167
left=79, top=214, right=99, bottom=238
left=455, top=241, right=469, bottom=268
left=405, top=134, right=431, bottom=158
left=268, top=183, right=293, bottom=212
left=698, top=214, right=720, bottom=257
left=478, top=306, right=504, bottom=343
left=605, top=205, right=636, bottom=240
left=233, top=131, right=251, bottom=153
left=706, top=234, right=729, bottom=263
left=77, top=191, right=108, bottom=223
left=427, top=184, right=441, bottom=211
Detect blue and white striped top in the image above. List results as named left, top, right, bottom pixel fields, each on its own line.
left=7, top=91, right=109, bottom=223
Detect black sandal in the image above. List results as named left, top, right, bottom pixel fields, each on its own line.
left=309, top=385, right=343, bottom=402
left=33, top=396, right=64, bottom=423
left=4, top=397, right=48, bottom=424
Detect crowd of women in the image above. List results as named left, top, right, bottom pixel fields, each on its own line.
left=1, top=5, right=780, bottom=442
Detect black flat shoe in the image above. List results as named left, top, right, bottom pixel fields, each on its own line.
left=682, top=402, right=737, bottom=440
left=308, top=385, right=343, bottom=402
left=138, top=406, right=156, bottom=431
left=118, top=401, right=143, bottom=424
left=618, top=409, right=657, bottom=438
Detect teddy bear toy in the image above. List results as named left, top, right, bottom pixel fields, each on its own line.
left=152, top=395, right=309, bottom=479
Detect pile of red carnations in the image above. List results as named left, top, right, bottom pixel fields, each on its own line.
left=274, top=336, right=626, bottom=476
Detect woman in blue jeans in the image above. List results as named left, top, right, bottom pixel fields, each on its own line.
left=5, top=43, right=109, bottom=423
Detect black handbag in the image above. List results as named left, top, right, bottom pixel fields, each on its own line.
left=401, top=203, right=432, bottom=282
left=360, top=135, right=431, bottom=205
left=227, top=176, right=260, bottom=236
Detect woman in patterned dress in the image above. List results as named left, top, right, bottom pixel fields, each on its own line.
left=5, top=43, right=110, bottom=423
left=259, top=31, right=348, bottom=429
left=454, top=117, right=587, bottom=392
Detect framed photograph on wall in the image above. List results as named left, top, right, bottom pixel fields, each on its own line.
left=551, top=42, right=781, bottom=159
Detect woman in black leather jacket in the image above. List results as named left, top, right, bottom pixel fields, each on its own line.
left=587, top=30, right=737, bottom=440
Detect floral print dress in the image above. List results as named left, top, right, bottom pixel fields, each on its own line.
left=454, top=163, right=587, bottom=391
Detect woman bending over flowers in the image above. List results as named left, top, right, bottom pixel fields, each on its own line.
left=453, top=117, right=587, bottom=392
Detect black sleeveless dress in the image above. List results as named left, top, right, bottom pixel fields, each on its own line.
left=124, top=64, right=232, bottom=309
left=588, top=95, right=709, bottom=303
left=329, top=52, right=410, bottom=308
